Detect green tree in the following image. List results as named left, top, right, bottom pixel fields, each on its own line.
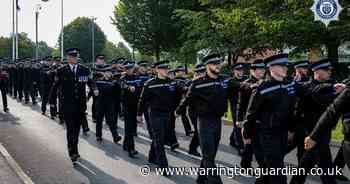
left=58, top=17, right=107, bottom=63
left=102, top=41, right=132, bottom=61
left=112, top=0, right=187, bottom=61
left=37, top=41, right=53, bottom=58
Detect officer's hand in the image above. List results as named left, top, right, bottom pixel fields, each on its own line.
left=288, top=131, right=295, bottom=144
left=236, top=121, right=243, bottom=128
left=137, top=116, right=144, bottom=123
left=93, top=90, right=99, bottom=96
left=129, top=86, right=135, bottom=92
left=243, top=138, right=251, bottom=145
left=304, top=136, right=316, bottom=150
left=334, top=83, right=346, bottom=94
left=174, top=111, right=180, bottom=117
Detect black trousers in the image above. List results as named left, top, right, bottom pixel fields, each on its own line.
left=24, top=86, right=36, bottom=103
left=41, top=90, right=49, bottom=113
left=166, top=112, right=178, bottom=147
left=255, top=129, right=288, bottom=184
left=333, top=140, right=346, bottom=170
left=286, top=128, right=306, bottom=162
left=96, top=102, right=118, bottom=139
left=229, top=103, right=243, bottom=149
left=188, top=110, right=200, bottom=152
left=290, top=138, right=336, bottom=184
left=143, top=107, right=153, bottom=138
left=123, top=108, right=137, bottom=152
left=344, top=140, right=350, bottom=169
left=181, top=111, right=192, bottom=134
left=197, top=115, right=223, bottom=184
left=149, top=111, right=170, bottom=168
left=64, top=112, right=83, bottom=158
left=0, top=85, right=7, bottom=109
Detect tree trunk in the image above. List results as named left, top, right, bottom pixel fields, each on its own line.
left=326, top=42, right=340, bottom=63
left=227, top=52, right=232, bottom=67
left=155, top=48, right=160, bottom=62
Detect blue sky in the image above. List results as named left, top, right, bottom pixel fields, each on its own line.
left=0, top=0, right=129, bottom=49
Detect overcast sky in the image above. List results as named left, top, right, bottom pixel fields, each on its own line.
left=0, top=0, right=128, bottom=48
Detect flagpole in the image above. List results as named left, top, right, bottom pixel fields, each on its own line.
left=61, top=0, right=64, bottom=61
left=15, top=0, right=18, bottom=60
left=12, top=0, right=15, bottom=61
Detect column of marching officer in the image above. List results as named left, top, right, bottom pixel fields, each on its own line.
left=0, top=48, right=350, bottom=184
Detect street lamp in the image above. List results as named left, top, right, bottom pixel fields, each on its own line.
left=35, top=4, right=42, bottom=60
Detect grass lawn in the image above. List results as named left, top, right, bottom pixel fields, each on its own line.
left=225, top=106, right=344, bottom=142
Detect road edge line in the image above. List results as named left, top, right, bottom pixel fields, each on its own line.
left=0, top=143, right=35, bottom=184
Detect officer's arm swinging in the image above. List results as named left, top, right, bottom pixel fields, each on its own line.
left=243, top=88, right=264, bottom=140
left=310, top=87, right=350, bottom=142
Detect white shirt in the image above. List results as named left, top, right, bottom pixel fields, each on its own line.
left=69, top=64, right=77, bottom=74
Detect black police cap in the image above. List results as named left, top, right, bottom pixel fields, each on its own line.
left=250, top=59, right=265, bottom=69
left=294, top=60, right=309, bottom=69
left=232, top=63, right=244, bottom=70
left=202, top=53, right=223, bottom=65
left=311, top=58, right=332, bottom=71
left=65, top=48, right=80, bottom=57
left=194, top=64, right=206, bottom=73
left=264, top=53, right=289, bottom=67
left=154, top=60, right=170, bottom=69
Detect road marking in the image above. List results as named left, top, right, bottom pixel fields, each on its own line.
left=0, top=143, right=35, bottom=184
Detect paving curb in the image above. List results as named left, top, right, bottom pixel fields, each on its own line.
left=0, top=143, right=35, bottom=184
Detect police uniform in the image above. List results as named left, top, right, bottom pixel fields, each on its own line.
left=290, top=59, right=338, bottom=184
left=121, top=61, right=142, bottom=157
left=187, top=64, right=206, bottom=157
left=309, top=83, right=350, bottom=170
left=174, top=66, right=193, bottom=136
left=137, top=61, right=153, bottom=138
left=228, top=63, right=248, bottom=152
left=177, top=54, right=239, bottom=184
left=0, top=59, right=9, bottom=112
left=50, top=48, right=97, bottom=163
left=40, top=62, right=53, bottom=115
left=243, top=54, right=297, bottom=184
left=138, top=60, right=182, bottom=169
left=94, top=65, right=122, bottom=144
left=285, top=60, right=310, bottom=162
left=237, top=60, right=265, bottom=169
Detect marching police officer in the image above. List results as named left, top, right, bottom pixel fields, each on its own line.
left=174, top=66, right=193, bottom=136
left=94, top=65, right=122, bottom=144
left=237, top=59, right=265, bottom=169
left=121, top=61, right=142, bottom=157
left=138, top=60, right=182, bottom=171
left=285, top=60, right=310, bottom=162
left=228, top=63, right=248, bottom=152
left=177, top=54, right=240, bottom=184
left=187, top=64, right=207, bottom=157
left=290, top=59, right=345, bottom=184
left=50, top=48, right=98, bottom=164
left=305, top=80, right=349, bottom=169
left=243, top=54, right=297, bottom=184
left=0, top=60, right=9, bottom=112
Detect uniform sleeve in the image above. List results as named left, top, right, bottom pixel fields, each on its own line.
left=176, top=82, right=195, bottom=115
left=87, top=70, right=97, bottom=92
left=48, top=70, right=61, bottom=104
left=137, top=83, right=150, bottom=116
left=310, top=88, right=350, bottom=141
left=242, top=88, right=264, bottom=139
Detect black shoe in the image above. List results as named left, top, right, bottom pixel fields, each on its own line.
left=128, top=150, right=138, bottom=158
left=170, top=143, right=179, bottom=151
left=123, top=144, right=127, bottom=151
left=186, top=131, right=194, bottom=136
left=59, top=120, right=64, bottom=124
left=71, top=154, right=80, bottom=163
left=229, top=141, right=237, bottom=148
left=42, top=112, right=46, bottom=115
left=113, top=136, right=122, bottom=144
left=336, top=174, right=349, bottom=181
left=4, top=108, right=9, bottom=113
left=83, top=131, right=89, bottom=136
left=96, top=137, right=103, bottom=142
left=32, top=102, right=37, bottom=105
left=189, top=150, right=201, bottom=157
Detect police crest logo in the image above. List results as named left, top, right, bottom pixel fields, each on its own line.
left=310, top=0, right=343, bottom=27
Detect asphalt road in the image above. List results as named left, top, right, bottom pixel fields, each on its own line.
left=0, top=96, right=349, bottom=184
